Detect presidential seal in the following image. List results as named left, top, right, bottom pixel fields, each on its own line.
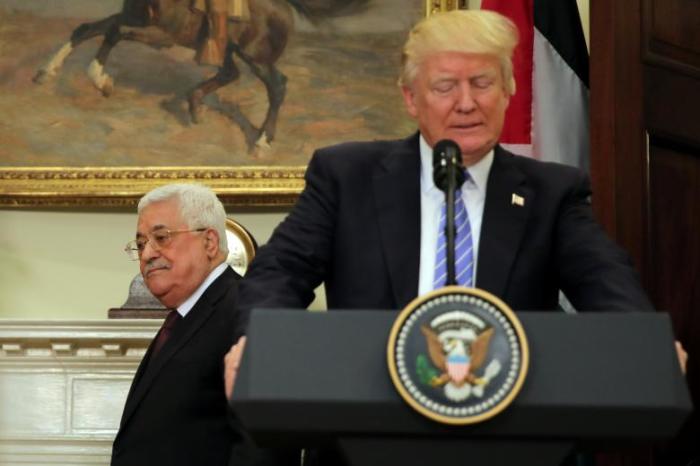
left=387, top=286, right=529, bottom=425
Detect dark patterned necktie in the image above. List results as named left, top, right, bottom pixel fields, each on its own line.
left=151, top=309, right=181, bottom=358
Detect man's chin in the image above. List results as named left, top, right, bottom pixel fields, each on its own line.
left=148, top=287, right=177, bottom=309
left=448, top=135, right=493, bottom=157
left=143, top=277, right=171, bottom=299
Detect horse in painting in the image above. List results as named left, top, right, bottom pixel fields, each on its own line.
left=33, top=0, right=369, bottom=150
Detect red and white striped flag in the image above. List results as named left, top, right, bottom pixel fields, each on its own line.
left=481, top=0, right=590, bottom=170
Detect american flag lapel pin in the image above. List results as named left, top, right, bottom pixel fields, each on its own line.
left=511, top=193, right=525, bottom=207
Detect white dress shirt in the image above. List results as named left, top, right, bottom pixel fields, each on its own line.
left=176, top=262, right=229, bottom=318
left=417, top=135, right=493, bottom=295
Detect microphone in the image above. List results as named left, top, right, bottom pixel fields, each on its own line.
left=432, top=139, right=466, bottom=192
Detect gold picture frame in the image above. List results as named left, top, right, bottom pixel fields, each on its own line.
left=0, top=166, right=304, bottom=208
left=0, top=1, right=463, bottom=208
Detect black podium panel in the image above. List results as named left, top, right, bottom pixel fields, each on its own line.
left=231, top=310, right=691, bottom=445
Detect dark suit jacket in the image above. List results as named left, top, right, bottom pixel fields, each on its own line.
left=240, top=133, right=653, bottom=313
left=111, top=266, right=246, bottom=466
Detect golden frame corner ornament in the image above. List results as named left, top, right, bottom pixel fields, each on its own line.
left=224, top=217, right=258, bottom=276
left=425, top=0, right=469, bottom=16
left=0, top=166, right=304, bottom=208
left=387, top=286, right=529, bottom=425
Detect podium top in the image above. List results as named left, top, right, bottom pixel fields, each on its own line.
left=232, top=310, right=691, bottom=444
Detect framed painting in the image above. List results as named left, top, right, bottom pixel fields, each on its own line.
left=0, top=0, right=462, bottom=207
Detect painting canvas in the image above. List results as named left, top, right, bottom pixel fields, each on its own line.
left=0, top=0, right=426, bottom=206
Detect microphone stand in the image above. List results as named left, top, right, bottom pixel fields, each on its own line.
left=444, top=152, right=459, bottom=286
left=433, top=139, right=465, bottom=288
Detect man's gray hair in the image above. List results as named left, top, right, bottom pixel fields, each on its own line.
left=138, top=183, right=228, bottom=254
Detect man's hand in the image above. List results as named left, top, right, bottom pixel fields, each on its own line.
left=224, top=336, right=247, bottom=400
left=676, top=340, right=688, bottom=375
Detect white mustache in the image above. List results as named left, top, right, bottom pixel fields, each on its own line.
left=143, top=260, right=171, bottom=275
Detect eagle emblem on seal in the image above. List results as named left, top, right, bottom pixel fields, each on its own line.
left=418, top=310, right=502, bottom=402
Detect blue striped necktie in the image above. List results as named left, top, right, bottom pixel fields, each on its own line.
left=433, top=178, right=474, bottom=289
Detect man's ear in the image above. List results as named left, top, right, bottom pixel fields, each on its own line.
left=401, top=85, right=419, bottom=119
left=204, top=228, right=220, bottom=258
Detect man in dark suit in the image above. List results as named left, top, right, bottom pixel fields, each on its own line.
left=235, top=135, right=652, bottom=313
left=234, top=9, right=652, bottom=315
left=112, top=183, right=247, bottom=465
left=222, top=13, right=687, bottom=466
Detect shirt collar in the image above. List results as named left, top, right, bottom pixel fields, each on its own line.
left=176, top=262, right=229, bottom=318
left=419, top=134, right=494, bottom=193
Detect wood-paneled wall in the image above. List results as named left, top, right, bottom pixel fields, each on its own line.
left=591, top=0, right=700, bottom=464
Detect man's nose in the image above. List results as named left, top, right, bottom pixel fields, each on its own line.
left=140, top=240, right=160, bottom=261
left=455, top=87, right=476, bottom=113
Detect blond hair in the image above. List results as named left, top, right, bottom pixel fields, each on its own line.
left=399, top=9, right=518, bottom=95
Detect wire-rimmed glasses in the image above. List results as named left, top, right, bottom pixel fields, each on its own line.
left=124, top=227, right=206, bottom=260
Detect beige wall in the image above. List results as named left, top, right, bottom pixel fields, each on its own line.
left=576, top=0, right=590, bottom=49
left=0, top=0, right=589, bottom=319
left=0, top=208, right=289, bottom=319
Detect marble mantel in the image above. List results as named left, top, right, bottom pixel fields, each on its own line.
left=0, top=319, right=160, bottom=465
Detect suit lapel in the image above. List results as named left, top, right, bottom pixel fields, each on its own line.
left=372, top=134, right=422, bottom=308
left=119, top=267, right=235, bottom=429
left=476, top=147, right=533, bottom=298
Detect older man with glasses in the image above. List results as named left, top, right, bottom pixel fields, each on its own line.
left=114, top=183, right=289, bottom=466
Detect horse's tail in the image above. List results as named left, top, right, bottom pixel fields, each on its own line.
left=285, top=0, right=371, bottom=21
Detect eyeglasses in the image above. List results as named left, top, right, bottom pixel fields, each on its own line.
left=124, top=227, right=207, bottom=260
